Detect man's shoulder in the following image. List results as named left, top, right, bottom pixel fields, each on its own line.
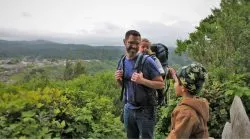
left=117, top=55, right=126, bottom=62
left=142, top=55, right=155, bottom=64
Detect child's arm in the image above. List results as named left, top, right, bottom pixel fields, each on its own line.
left=167, top=109, right=197, bottom=139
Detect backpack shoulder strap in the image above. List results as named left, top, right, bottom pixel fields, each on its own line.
left=117, top=55, right=126, bottom=70
left=135, top=54, right=151, bottom=73
left=141, top=55, right=151, bottom=67
left=134, top=53, right=143, bottom=72
left=118, top=55, right=126, bottom=102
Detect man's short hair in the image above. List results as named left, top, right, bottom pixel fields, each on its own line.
left=125, top=30, right=141, bottom=40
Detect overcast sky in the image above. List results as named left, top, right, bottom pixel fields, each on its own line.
left=0, top=0, right=220, bottom=46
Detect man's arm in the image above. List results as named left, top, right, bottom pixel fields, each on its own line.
left=131, top=72, right=164, bottom=89
left=131, top=56, right=164, bottom=89
left=141, top=74, right=164, bottom=89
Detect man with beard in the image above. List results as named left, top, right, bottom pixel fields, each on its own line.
left=115, top=30, right=164, bottom=139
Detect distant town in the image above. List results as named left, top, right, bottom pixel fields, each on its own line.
left=0, top=57, right=99, bottom=82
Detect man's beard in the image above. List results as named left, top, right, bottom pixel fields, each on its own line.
left=126, top=46, right=138, bottom=58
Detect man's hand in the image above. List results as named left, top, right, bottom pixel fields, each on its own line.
left=115, top=70, right=123, bottom=81
left=131, top=72, right=144, bottom=84
left=132, top=72, right=164, bottom=89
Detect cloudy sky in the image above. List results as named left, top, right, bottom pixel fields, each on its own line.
left=0, top=0, right=220, bottom=46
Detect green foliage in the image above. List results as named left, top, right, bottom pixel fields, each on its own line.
left=10, top=60, right=118, bottom=84
left=173, top=0, right=250, bottom=138
left=64, top=60, right=74, bottom=80
left=175, top=0, right=250, bottom=73
left=155, top=98, right=179, bottom=139
left=73, top=61, right=86, bottom=78
left=84, top=60, right=117, bottom=75
left=0, top=67, right=5, bottom=72
left=64, top=60, right=86, bottom=80
left=201, top=72, right=250, bottom=138
left=21, top=68, right=50, bottom=90
left=0, top=72, right=125, bottom=138
left=56, top=71, right=123, bottom=116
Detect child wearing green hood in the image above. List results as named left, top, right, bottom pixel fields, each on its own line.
left=167, top=63, right=209, bottom=139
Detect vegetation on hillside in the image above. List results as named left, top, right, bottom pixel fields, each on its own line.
left=157, top=0, right=250, bottom=138
left=0, top=40, right=191, bottom=66
left=0, top=0, right=249, bottom=138
left=0, top=71, right=125, bottom=138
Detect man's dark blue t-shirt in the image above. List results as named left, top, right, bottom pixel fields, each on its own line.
left=118, top=55, right=160, bottom=109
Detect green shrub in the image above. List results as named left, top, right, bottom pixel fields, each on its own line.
left=0, top=72, right=124, bottom=138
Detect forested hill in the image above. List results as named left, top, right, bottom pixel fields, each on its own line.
left=0, top=39, right=191, bottom=66
left=0, top=40, right=123, bottom=60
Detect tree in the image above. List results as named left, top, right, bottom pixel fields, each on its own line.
left=73, top=61, right=86, bottom=78
left=172, top=0, right=250, bottom=138
left=175, top=0, right=250, bottom=74
left=64, top=60, right=74, bottom=80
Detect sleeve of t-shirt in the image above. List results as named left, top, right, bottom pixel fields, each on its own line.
left=144, top=57, right=161, bottom=80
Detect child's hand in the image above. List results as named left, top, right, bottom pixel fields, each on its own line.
left=167, top=67, right=177, bottom=78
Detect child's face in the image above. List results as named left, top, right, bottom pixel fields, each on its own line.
left=139, top=41, right=150, bottom=53
left=173, top=76, right=186, bottom=96
left=174, top=80, right=183, bottom=96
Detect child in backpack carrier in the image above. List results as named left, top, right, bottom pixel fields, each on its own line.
left=139, top=39, right=167, bottom=105
left=167, top=63, right=209, bottom=139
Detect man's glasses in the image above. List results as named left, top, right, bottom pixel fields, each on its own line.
left=128, top=41, right=140, bottom=45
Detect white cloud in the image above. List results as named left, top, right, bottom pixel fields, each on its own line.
left=21, top=12, right=32, bottom=18
left=0, top=0, right=220, bottom=46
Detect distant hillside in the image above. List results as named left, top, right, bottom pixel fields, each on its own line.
left=0, top=39, right=191, bottom=66
left=0, top=40, right=123, bottom=60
